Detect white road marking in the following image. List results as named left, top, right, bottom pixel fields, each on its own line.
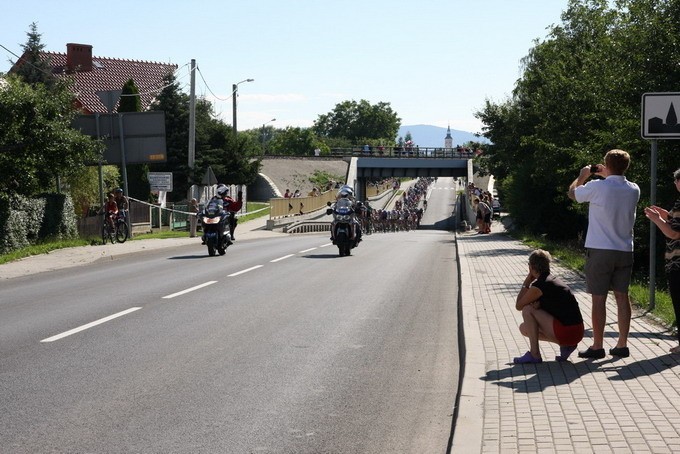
left=41, top=307, right=142, bottom=343
left=270, top=254, right=295, bottom=263
left=319, top=243, right=333, bottom=248
left=228, top=265, right=263, bottom=277
left=299, top=247, right=317, bottom=253
left=162, top=281, right=218, bottom=299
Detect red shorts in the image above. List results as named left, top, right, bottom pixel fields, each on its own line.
left=552, top=320, right=584, bottom=346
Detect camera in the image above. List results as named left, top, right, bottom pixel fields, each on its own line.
left=590, top=165, right=599, bottom=173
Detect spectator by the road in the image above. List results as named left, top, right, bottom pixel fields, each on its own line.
left=513, top=249, right=584, bottom=364
left=293, top=189, right=301, bottom=198
left=283, top=189, right=291, bottom=198
left=644, top=168, right=680, bottom=354
left=568, top=149, right=640, bottom=359
left=189, top=198, right=199, bottom=238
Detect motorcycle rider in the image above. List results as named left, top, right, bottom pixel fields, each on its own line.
left=329, top=185, right=362, bottom=245
left=201, top=184, right=232, bottom=246
left=217, top=184, right=243, bottom=241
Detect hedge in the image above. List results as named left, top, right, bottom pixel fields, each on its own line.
left=0, top=193, right=78, bottom=254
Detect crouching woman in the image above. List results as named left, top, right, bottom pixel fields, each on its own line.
left=513, top=249, right=584, bottom=364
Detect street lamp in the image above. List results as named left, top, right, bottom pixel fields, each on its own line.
left=261, top=118, right=276, bottom=155
left=232, top=78, right=254, bottom=135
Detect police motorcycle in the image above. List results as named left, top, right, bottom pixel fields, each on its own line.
left=200, top=185, right=232, bottom=256
left=327, top=185, right=361, bottom=257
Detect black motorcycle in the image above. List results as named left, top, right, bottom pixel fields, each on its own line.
left=200, top=198, right=232, bottom=256
left=327, top=199, right=360, bottom=257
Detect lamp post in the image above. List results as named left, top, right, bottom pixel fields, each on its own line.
left=261, top=118, right=276, bottom=155
left=232, top=78, right=254, bottom=135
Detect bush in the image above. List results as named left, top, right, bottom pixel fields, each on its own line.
left=0, top=192, right=78, bottom=254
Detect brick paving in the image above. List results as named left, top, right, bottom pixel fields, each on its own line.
left=452, top=223, right=680, bottom=453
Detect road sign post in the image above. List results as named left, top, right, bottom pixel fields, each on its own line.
left=641, top=92, right=680, bottom=309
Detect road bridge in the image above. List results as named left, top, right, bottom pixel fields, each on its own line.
left=348, top=155, right=474, bottom=201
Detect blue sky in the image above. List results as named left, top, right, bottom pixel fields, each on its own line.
left=1, top=0, right=567, bottom=135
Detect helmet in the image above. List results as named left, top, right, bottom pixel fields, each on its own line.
left=337, top=185, right=353, bottom=198
left=114, top=188, right=123, bottom=194
left=216, top=184, right=228, bottom=197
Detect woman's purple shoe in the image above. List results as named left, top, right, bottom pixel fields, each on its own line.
left=513, top=351, right=542, bottom=364
left=556, top=345, right=577, bottom=362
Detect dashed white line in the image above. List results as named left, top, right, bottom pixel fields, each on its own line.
left=162, top=281, right=218, bottom=299
left=228, top=265, right=263, bottom=277
left=299, top=247, right=317, bottom=253
left=41, top=307, right=142, bottom=343
left=270, top=254, right=295, bottom=263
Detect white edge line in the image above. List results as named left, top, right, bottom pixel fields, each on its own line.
left=228, top=265, right=263, bottom=277
left=162, top=281, right=218, bottom=299
left=270, top=254, right=295, bottom=263
left=299, top=247, right=317, bottom=253
left=41, top=307, right=142, bottom=343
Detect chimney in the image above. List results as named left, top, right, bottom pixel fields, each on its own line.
left=66, top=43, right=93, bottom=72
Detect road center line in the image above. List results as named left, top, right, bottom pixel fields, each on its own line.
left=270, top=254, right=294, bottom=263
left=319, top=243, right=333, bottom=248
left=228, top=265, right=263, bottom=277
left=162, top=281, right=218, bottom=299
left=41, top=307, right=142, bottom=343
left=299, top=247, right=317, bottom=253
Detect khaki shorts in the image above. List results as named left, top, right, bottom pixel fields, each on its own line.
left=584, top=248, right=634, bottom=295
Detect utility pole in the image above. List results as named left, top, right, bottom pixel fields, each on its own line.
left=188, top=59, right=196, bottom=170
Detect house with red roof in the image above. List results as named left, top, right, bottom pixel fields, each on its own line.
left=10, top=43, right=178, bottom=112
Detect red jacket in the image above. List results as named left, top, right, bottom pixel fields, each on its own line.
left=222, top=192, right=243, bottom=212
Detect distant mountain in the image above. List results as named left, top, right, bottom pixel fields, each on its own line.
left=397, top=124, right=488, bottom=148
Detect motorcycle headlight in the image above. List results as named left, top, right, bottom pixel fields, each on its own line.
left=335, top=214, right=351, bottom=222
left=202, top=217, right=220, bottom=224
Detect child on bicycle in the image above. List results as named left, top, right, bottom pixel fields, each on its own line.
left=104, top=193, right=118, bottom=230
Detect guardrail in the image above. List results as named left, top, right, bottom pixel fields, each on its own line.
left=323, top=147, right=477, bottom=159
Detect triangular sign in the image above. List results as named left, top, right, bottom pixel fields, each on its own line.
left=202, top=166, right=218, bottom=185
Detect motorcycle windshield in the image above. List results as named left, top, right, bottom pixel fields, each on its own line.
left=205, top=198, right=224, bottom=216
left=335, top=198, right=353, bottom=214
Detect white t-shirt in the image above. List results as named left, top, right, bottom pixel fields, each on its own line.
left=574, top=175, right=640, bottom=252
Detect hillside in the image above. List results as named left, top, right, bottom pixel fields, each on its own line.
left=398, top=124, right=489, bottom=148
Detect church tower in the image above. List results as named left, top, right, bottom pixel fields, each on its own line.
left=444, top=124, right=453, bottom=149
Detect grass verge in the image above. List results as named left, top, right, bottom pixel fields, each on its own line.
left=0, top=203, right=271, bottom=264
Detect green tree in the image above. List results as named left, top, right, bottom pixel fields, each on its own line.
left=118, top=78, right=141, bottom=113
left=475, top=0, right=680, bottom=282
left=149, top=73, right=191, bottom=199
left=14, top=22, right=56, bottom=88
left=0, top=75, right=101, bottom=196
left=267, top=126, right=328, bottom=156
left=150, top=73, right=261, bottom=199
left=313, top=99, right=400, bottom=143
left=63, top=165, right=120, bottom=216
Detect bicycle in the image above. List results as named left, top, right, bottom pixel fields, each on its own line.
left=102, top=214, right=116, bottom=244
left=114, top=212, right=129, bottom=243
left=101, top=212, right=129, bottom=244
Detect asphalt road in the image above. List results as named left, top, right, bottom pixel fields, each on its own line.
left=0, top=179, right=461, bottom=454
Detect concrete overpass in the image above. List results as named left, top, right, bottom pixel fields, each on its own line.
left=347, top=156, right=474, bottom=201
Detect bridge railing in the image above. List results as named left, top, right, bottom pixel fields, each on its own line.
left=327, top=147, right=476, bottom=159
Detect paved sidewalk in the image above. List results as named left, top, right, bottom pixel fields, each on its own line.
left=452, top=223, right=680, bottom=453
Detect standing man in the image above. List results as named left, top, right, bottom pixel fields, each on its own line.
left=567, top=149, right=640, bottom=359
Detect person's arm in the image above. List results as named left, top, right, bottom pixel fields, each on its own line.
left=567, top=165, right=594, bottom=201
left=645, top=206, right=680, bottom=240
left=515, top=273, right=542, bottom=311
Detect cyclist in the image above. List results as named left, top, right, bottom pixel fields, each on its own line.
left=113, top=188, right=129, bottom=222
left=103, top=193, right=118, bottom=231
